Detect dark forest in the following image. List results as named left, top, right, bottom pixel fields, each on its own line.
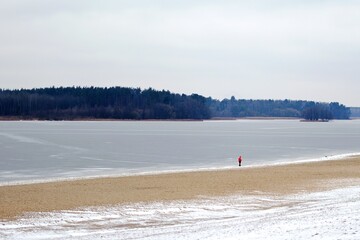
left=0, top=87, right=350, bottom=120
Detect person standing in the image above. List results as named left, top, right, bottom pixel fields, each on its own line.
left=238, top=155, right=242, bottom=166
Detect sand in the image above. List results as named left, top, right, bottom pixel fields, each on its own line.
left=1, top=156, right=360, bottom=220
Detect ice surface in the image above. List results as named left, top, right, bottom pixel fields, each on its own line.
left=1, top=185, right=360, bottom=240
left=2, top=120, right=360, bottom=185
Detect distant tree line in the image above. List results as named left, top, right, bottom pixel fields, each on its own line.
left=0, top=87, right=351, bottom=120
left=350, top=107, right=360, bottom=118
left=208, top=97, right=350, bottom=120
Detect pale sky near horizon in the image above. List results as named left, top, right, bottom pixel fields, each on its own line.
left=1, top=1, right=359, bottom=106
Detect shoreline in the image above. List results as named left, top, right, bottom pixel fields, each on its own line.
left=1, top=155, right=360, bottom=220
left=1, top=152, right=359, bottom=187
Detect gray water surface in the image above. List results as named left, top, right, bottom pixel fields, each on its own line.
left=0, top=120, right=359, bottom=184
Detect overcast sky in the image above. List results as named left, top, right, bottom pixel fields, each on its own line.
left=1, top=1, right=359, bottom=106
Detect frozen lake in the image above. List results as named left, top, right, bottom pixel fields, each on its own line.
left=0, top=120, right=360, bottom=184
left=1, top=120, right=360, bottom=240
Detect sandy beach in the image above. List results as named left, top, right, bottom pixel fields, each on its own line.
left=1, top=156, right=360, bottom=220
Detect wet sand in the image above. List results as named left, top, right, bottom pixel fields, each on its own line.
left=1, top=156, right=360, bottom=220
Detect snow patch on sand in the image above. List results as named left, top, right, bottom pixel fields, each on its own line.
left=1, top=185, right=360, bottom=240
